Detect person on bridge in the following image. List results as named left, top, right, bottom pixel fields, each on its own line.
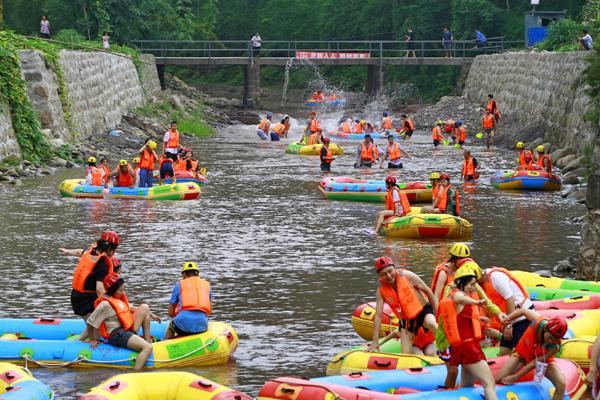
left=166, top=262, right=212, bottom=339
left=106, top=160, right=136, bottom=188
left=256, top=112, right=272, bottom=140
left=432, top=120, right=444, bottom=147
left=405, top=28, right=416, bottom=57
left=163, top=121, right=181, bottom=162
left=138, top=139, right=158, bottom=188
left=475, top=29, right=487, bottom=51
left=461, top=149, right=480, bottom=181
left=380, top=112, right=393, bottom=132
left=367, top=255, right=438, bottom=354
left=442, top=27, right=453, bottom=58
left=453, top=120, right=467, bottom=145
left=355, top=134, right=377, bottom=168
left=320, top=137, right=335, bottom=172
left=251, top=33, right=261, bottom=57
left=380, top=134, right=410, bottom=169
left=398, top=114, right=415, bottom=139
left=482, top=110, right=495, bottom=149
left=535, top=145, right=553, bottom=174
left=516, top=142, right=534, bottom=170
left=374, top=175, right=411, bottom=233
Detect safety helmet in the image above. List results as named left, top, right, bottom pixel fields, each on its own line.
left=439, top=173, right=450, bottom=180
left=453, top=266, right=477, bottom=283
left=385, top=175, right=397, bottom=185
left=103, top=273, right=123, bottom=291
left=310, top=111, right=317, bottom=116
left=455, top=120, right=462, bottom=126
left=460, top=260, right=482, bottom=280
left=430, top=172, right=441, bottom=180
left=360, top=120, right=366, bottom=124
left=322, top=137, right=331, bottom=143
left=449, top=242, right=471, bottom=258
left=182, top=261, right=199, bottom=273
left=119, top=159, right=128, bottom=166
left=147, top=140, right=157, bottom=150
left=100, top=231, right=120, bottom=245
left=87, top=156, right=97, bottom=163
left=383, top=112, right=388, bottom=117
left=546, top=317, right=568, bottom=338
left=537, top=145, right=545, bottom=153
left=266, top=112, right=273, bottom=119
left=132, top=157, right=141, bottom=164
left=374, top=256, right=394, bottom=273
left=516, top=141, right=525, bottom=149
left=436, top=120, right=443, bottom=125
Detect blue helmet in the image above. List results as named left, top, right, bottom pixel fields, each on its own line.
left=266, top=112, right=273, bottom=119
left=383, top=112, right=388, bottom=117
left=455, top=120, right=462, bottom=126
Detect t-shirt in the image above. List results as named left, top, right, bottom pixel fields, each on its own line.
left=163, top=131, right=178, bottom=154
left=476, top=31, right=487, bottom=43
left=102, top=35, right=110, bottom=49
left=86, top=300, right=122, bottom=335
left=169, top=281, right=211, bottom=333
left=443, top=31, right=452, bottom=42
left=488, top=269, right=533, bottom=321
left=40, top=20, right=50, bottom=34
left=407, top=32, right=414, bottom=41
left=583, top=34, right=593, bottom=49
left=251, top=35, right=261, bottom=48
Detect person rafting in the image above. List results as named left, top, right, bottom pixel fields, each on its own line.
left=437, top=268, right=498, bottom=399
left=270, top=119, right=287, bottom=141
left=163, top=121, right=181, bottom=162
left=86, top=273, right=160, bottom=371
left=535, top=145, right=553, bottom=173
left=432, top=120, right=444, bottom=147
left=374, top=175, right=411, bottom=233
left=482, top=110, right=495, bottom=149
left=494, top=309, right=567, bottom=400
left=367, top=256, right=438, bottom=354
left=320, top=137, right=335, bottom=172
left=257, top=112, right=272, bottom=140
left=138, top=139, right=158, bottom=188
left=85, top=157, right=104, bottom=186
left=379, top=134, right=410, bottom=169
left=355, top=134, right=377, bottom=168
left=106, top=160, right=136, bottom=188
left=454, top=120, right=467, bottom=145
left=431, top=173, right=460, bottom=216
left=131, top=157, right=140, bottom=187
left=516, top=141, right=534, bottom=170
left=176, top=148, right=199, bottom=174
left=166, top=262, right=211, bottom=339
left=398, top=114, right=415, bottom=139
left=99, top=157, right=111, bottom=185
left=307, top=111, right=322, bottom=135
left=340, top=118, right=352, bottom=133
left=380, top=112, right=393, bottom=132
left=282, top=115, right=291, bottom=137
left=354, top=119, right=364, bottom=134
left=430, top=172, right=441, bottom=199
left=159, top=153, right=176, bottom=185
left=461, top=149, right=480, bottom=181
left=307, top=129, right=323, bottom=145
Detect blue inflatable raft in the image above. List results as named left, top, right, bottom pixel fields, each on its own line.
left=491, top=169, right=561, bottom=191
left=329, top=131, right=399, bottom=140
left=305, top=99, right=346, bottom=107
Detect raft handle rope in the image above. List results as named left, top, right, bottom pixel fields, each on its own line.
left=23, top=354, right=86, bottom=369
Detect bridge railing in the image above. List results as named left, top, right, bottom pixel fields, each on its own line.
left=131, top=38, right=514, bottom=59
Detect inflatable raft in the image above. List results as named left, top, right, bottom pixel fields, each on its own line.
left=491, top=169, right=561, bottom=191
left=560, top=336, right=596, bottom=370
left=305, top=99, right=346, bottom=107
left=0, top=362, right=53, bottom=400
left=512, top=270, right=600, bottom=293
left=0, top=318, right=237, bottom=369
left=381, top=211, right=473, bottom=239
left=329, top=131, right=398, bottom=140
left=352, top=302, right=400, bottom=340
left=535, top=294, right=600, bottom=311
left=318, top=177, right=432, bottom=203
left=155, top=170, right=209, bottom=186
left=527, top=286, right=596, bottom=301
left=59, top=179, right=201, bottom=200
left=285, top=142, right=344, bottom=156
left=326, top=348, right=442, bottom=375
left=80, top=371, right=251, bottom=400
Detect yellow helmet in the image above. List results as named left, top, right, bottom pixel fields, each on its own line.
left=460, top=260, right=482, bottom=280
left=132, top=157, right=141, bottom=164
left=516, top=141, right=525, bottom=149
left=118, top=159, right=128, bottom=166
left=454, top=265, right=478, bottom=282
left=436, top=120, right=443, bottom=125
left=449, top=242, right=470, bottom=258
left=87, top=156, right=97, bottom=163
left=430, top=172, right=441, bottom=180
left=537, top=145, right=545, bottom=153
left=360, top=120, right=366, bottom=125
left=148, top=140, right=157, bottom=150
left=181, top=262, right=199, bottom=273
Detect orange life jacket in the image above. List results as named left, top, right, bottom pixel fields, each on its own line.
left=309, top=119, right=320, bottom=133
left=379, top=269, right=424, bottom=320
left=361, top=143, right=375, bottom=162
left=515, top=317, right=560, bottom=363
left=432, top=126, right=443, bottom=141
left=283, top=120, right=290, bottom=133
left=373, top=144, right=379, bottom=161
left=176, top=158, right=198, bottom=172
left=308, top=133, right=319, bottom=145
left=431, top=263, right=453, bottom=301
left=179, top=276, right=212, bottom=315
left=486, top=99, right=497, bottom=113
left=439, top=289, right=483, bottom=346
left=257, top=119, right=270, bottom=133
left=385, top=187, right=411, bottom=216
left=480, top=267, right=529, bottom=314
left=432, top=183, right=439, bottom=199
left=413, top=327, right=435, bottom=350
left=272, top=123, right=286, bottom=136
left=116, top=166, right=134, bottom=187
left=341, top=121, right=352, bottom=133
left=403, top=119, right=415, bottom=131
left=537, top=154, right=552, bottom=173
left=100, top=165, right=111, bottom=185
left=382, top=117, right=393, bottom=130
left=388, top=143, right=401, bottom=161
left=462, top=156, right=475, bottom=178
left=519, top=150, right=534, bottom=169
left=139, top=149, right=155, bottom=170
left=72, top=246, right=114, bottom=293
left=355, top=123, right=363, bottom=134
left=94, top=294, right=134, bottom=339
left=321, top=145, right=333, bottom=164
left=483, top=115, right=495, bottom=129
left=437, top=185, right=460, bottom=215
left=166, top=129, right=180, bottom=148
left=88, top=166, right=103, bottom=186
left=457, top=127, right=467, bottom=142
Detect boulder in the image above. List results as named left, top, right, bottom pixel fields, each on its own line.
left=540, top=142, right=552, bottom=153
left=169, top=94, right=184, bottom=111
left=52, top=158, right=68, bottom=167
left=40, top=168, right=52, bottom=175
left=562, top=173, right=581, bottom=185
left=567, top=189, right=587, bottom=203
left=562, top=156, right=585, bottom=173
left=6, top=168, right=19, bottom=177
left=563, top=167, right=586, bottom=182
left=0, top=176, right=14, bottom=182
left=526, top=138, right=544, bottom=150
left=556, top=154, right=577, bottom=169
left=11, top=179, right=23, bottom=186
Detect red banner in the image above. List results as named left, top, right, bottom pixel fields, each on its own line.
left=295, top=51, right=370, bottom=59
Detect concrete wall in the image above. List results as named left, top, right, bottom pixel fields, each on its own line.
left=0, top=103, right=21, bottom=159
left=464, top=51, right=596, bottom=152
left=139, top=54, right=162, bottom=97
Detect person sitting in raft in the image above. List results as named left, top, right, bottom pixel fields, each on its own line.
left=494, top=310, right=568, bottom=400
left=256, top=112, right=272, bottom=140
left=432, top=120, right=444, bottom=147
left=380, top=134, right=410, bottom=169
left=86, top=273, right=160, bottom=371
left=307, top=129, right=323, bottom=145
left=453, top=120, right=467, bottom=145
left=166, top=262, right=211, bottom=339
left=397, top=114, right=415, bottom=139
left=431, top=173, right=460, bottom=216
left=367, top=256, right=438, bottom=354
left=282, top=115, right=291, bottom=138
left=374, top=175, right=411, bottom=233
left=131, top=157, right=140, bottom=187
left=85, top=157, right=105, bottom=186
left=176, top=148, right=199, bottom=174
left=159, top=153, right=176, bottom=185
left=328, top=93, right=337, bottom=101
left=461, top=149, right=480, bottom=181
left=320, top=137, right=335, bottom=172
left=138, top=139, right=158, bottom=188
left=437, top=268, right=498, bottom=399
left=340, top=118, right=352, bottom=133
left=270, top=119, right=287, bottom=141
left=482, top=110, right=496, bottom=149
left=535, top=145, right=553, bottom=173
left=353, top=119, right=364, bottom=134
left=61, top=231, right=120, bottom=340
left=307, top=111, right=322, bottom=135
left=380, top=112, right=393, bottom=132
left=106, top=160, right=136, bottom=188
left=355, top=134, right=377, bottom=168
left=366, top=122, right=376, bottom=133
left=99, top=157, right=111, bottom=185
left=516, top=141, right=534, bottom=170
left=585, top=334, right=600, bottom=399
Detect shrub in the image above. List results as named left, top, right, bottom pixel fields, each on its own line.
left=536, top=19, right=586, bottom=51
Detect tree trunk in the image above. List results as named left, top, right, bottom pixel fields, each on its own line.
left=506, top=0, right=510, bottom=10
left=82, top=1, right=91, bottom=40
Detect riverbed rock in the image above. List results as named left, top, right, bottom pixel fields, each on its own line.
left=22, top=159, right=32, bottom=167
left=540, top=142, right=552, bottom=153
left=526, top=138, right=544, bottom=150
left=556, top=154, right=577, bottom=169
left=567, top=188, right=587, bottom=203
left=563, top=167, right=586, bottom=183
left=550, top=147, right=570, bottom=161
left=562, top=156, right=585, bottom=173
left=6, top=168, right=19, bottom=177
left=11, top=178, right=23, bottom=186
left=169, top=94, right=184, bottom=111
left=40, top=168, right=51, bottom=175
left=51, top=157, right=68, bottom=167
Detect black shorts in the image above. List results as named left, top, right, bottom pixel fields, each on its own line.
left=165, top=152, right=178, bottom=162
left=388, top=162, right=403, bottom=169
left=70, top=290, right=97, bottom=316
left=433, top=139, right=441, bottom=147
left=108, top=328, right=135, bottom=348
left=500, top=317, right=531, bottom=349
left=360, top=161, right=373, bottom=168
left=407, top=42, right=415, bottom=50
left=458, top=140, right=465, bottom=145
left=405, top=130, right=413, bottom=138
left=320, top=162, right=331, bottom=171
left=404, top=304, right=435, bottom=334
left=160, top=162, right=174, bottom=179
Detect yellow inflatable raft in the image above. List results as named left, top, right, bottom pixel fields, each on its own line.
left=80, top=371, right=252, bottom=400
left=0, top=362, right=53, bottom=399
left=351, top=302, right=400, bottom=340
left=559, top=336, right=595, bottom=369
left=511, top=270, right=600, bottom=293
left=326, top=349, right=443, bottom=375
left=285, top=142, right=344, bottom=156
left=381, top=211, right=473, bottom=239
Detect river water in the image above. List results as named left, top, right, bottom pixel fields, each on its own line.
left=0, top=121, right=584, bottom=398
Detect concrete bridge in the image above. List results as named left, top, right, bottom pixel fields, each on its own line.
left=132, top=38, right=510, bottom=105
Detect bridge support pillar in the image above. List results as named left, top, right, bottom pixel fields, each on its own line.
left=366, top=65, right=384, bottom=96
left=243, top=60, right=261, bottom=107
left=156, top=64, right=166, bottom=91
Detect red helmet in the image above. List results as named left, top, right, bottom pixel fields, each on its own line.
left=546, top=317, right=568, bottom=338
left=103, top=273, right=122, bottom=292
left=100, top=231, right=120, bottom=245
left=322, top=137, right=331, bottom=143
left=310, top=111, right=317, bottom=116
left=439, top=173, right=450, bottom=180
left=374, top=256, right=394, bottom=273
left=385, top=175, right=396, bottom=185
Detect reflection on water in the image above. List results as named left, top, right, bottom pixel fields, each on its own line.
left=0, top=123, right=584, bottom=398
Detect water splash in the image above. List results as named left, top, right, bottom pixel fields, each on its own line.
left=280, top=57, right=346, bottom=107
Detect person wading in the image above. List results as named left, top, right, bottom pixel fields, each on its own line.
left=320, top=137, right=335, bottom=172
left=355, top=134, right=377, bottom=168
left=380, top=134, right=410, bottom=169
